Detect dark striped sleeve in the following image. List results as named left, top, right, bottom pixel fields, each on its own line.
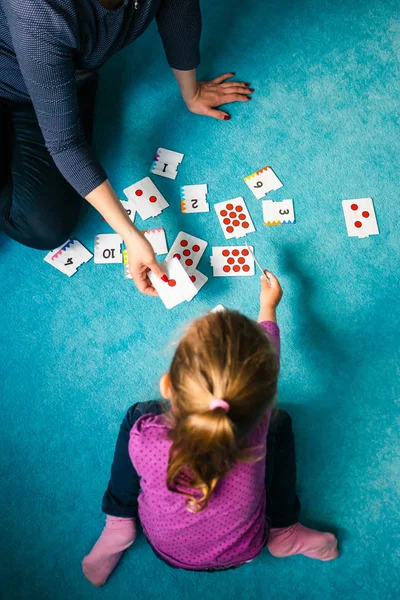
left=156, top=0, right=201, bottom=70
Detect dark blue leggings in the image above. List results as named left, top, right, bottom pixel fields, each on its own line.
left=102, top=402, right=301, bottom=529
left=0, top=77, right=97, bottom=250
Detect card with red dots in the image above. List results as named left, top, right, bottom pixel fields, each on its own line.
left=342, top=198, right=379, bottom=239
left=210, top=246, right=255, bottom=277
left=214, top=197, right=255, bottom=239
left=262, top=199, right=295, bottom=226
left=94, top=234, right=123, bottom=264
left=148, top=257, right=197, bottom=309
left=165, top=231, right=208, bottom=275
left=186, top=269, right=208, bottom=300
left=151, top=148, right=184, bottom=180
left=123, top=177, right=169, bottom=220
left=244, top=166, right=283, bottom=200
left=141, top=228, right=168, bottom=255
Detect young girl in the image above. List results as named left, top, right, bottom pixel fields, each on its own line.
left=83, top=271, right=338, bottom=585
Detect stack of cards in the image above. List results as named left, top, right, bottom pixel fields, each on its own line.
left=244, top=166, right=283, bottom=199
left=44, top=239, right=92, bottom=277
left=342, top=198, right=379, bottom=239
left=94, top=234, right=123, bottom=264
left=214, top=197, right=255, bottom=239
left=180, top=184, right=209, bottom=213
left=210, top=246, right=255, bottom=277
left=148, top=258, right=198, bottom=309
left=263, top=199, right=295, bottom=226
left=123, top=177, right=169, bottom=221
left=150, top=148, right=184, bottom=180
left=141, top=228, right=168, bottom=255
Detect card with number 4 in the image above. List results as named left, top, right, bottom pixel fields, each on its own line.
left=165, top=231, right=207, bottom=275
left=123, top=177, right=169, bottom=220
left=214, top=197, right=255, bottom=239
left=244, top=166, right=283, bottom=200
left=94, top=234, right=123, bottom=264
left=44, top=239, right=92, bottom=277
left=342, top=198, right=379, bottom=239
left=148, top=258, right=197, bottom=309
left=210, top=246, right=255, bottom=277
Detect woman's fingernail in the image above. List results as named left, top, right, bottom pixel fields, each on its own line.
left=224, top=115, right=231, bottom=120
left=244, top=82, right=250, bottom=86
left=161, top=275, right=168, bottom=282
left=249, top=88, right=254, bottom=92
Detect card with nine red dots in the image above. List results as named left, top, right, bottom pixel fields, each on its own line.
left=210, top=246, right=255, bottom=277
left=342, top=198, right=379, bottom=239
left=165, top=231, right=207, bottom=275
left=123, top=177, right=169, bottom=220
left=214, top=197, right=255, bottom=239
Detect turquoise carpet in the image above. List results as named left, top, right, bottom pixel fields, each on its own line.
left=1, top=0, right=399, bottom=598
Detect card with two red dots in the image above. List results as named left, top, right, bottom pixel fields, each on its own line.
left=214, top=197, right=255, bottom=240
left=123, top=177, right=169, bottom=220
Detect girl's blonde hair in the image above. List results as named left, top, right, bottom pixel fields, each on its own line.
left=166, top=310, right=278, bottom=512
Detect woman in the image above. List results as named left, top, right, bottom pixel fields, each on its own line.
left=0, top=0, right=252, bottom=293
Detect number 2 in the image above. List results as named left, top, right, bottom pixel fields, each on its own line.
left=190, top=199, right=198, bottom=209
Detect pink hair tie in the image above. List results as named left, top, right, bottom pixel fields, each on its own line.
left=209, top=398, right=230, bottom=412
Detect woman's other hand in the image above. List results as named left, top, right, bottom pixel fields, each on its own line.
left=186, top=72, right=253, bottom=120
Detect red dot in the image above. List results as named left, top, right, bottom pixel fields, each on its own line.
left=355, top=221, right=362, bottom=228
left=233, top=219, right=240, bottom=227
left=168, top=279, right=176, bottom=287
left=192, top=244, right=200, bottom=252
left=222, top=250, right=230, bottom=256
left=229, top=212, right=237, bottom=219
left=228, top=257, right=235, bottom=264
left=180, top=239, right=188, bottom=247
left=220, top=210, right=228, bottom=217
left=226, top=203, right=234, bottom=210
left=185, top=259, right=193, bottom=266
left=243, top=265, right=250, bottom=272
left=227, top=226, right=234, bottom=233
left=362, top=211, right=370, bottom=218
left=238, top=257, right=245, bottom=264
left=135, top=189, right=143, bottom=196
left=239, top=213, right=246, bottom=221
left=190, top=275, right=196, bottom=282
left=223, top=265, right=231, bottom=272
left=223, top=218, right=231, bottom=225
left=242, top=249, right=249, bottom=256
left=232, top=249, right=239, bottom=256
left=236, top=205, right=243, bottom=212
left=173, top=253, right=181, bottom=260
left=149, top=196, right=157, bottom=203
left=351, top=204, right=358, bottom=211
left=183, top=249, right=190, bottom=256
left=242, top=221, right=250, bottom=229
left=233, top=265, right=240, bottom=272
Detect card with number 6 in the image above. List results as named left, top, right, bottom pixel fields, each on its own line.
left=244, top=166, right=283, bottom=199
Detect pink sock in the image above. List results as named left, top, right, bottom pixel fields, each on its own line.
left=267, top=523, right=338, bottom=561
left=82, top=516, right=136, bottom=587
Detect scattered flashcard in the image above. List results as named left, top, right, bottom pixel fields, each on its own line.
left=214, top=197, right=255, bottom=239
left=186, top=269, right=208, bottom=301
left=120, top=198, right=136, bottom=222
left=148, top=258, right=197, bottom=309
left=180, top=184, right=209, bottom=213
left=122, top=249, right=131, bottom=279
left=150, top=148, right=184, bottom=180
left=211, top=304, right=226, bottom=312
left=123, top=177, right=169, bottom=221
left=165, top=231, right=207, bottom=275
left=262, top=199, right=295, bottom=226
left=210, top=246, right=255, bottom=277
left=142, top=228, right=168, bottom=255
left=342, top=198, right=379, bottom=239
left=44, top=239, right=92, bottom=277
left=94, top=234, right=123, bottom=264
left=244, top=166, right=283, bottom=199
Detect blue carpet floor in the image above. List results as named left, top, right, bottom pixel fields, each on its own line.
left=1, top=0, right=399, bottom=598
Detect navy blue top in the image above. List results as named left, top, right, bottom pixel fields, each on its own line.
left=0, top=0, right=201, bottom=196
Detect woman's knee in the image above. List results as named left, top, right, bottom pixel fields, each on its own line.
left=3, top=207, right=77, bottom=250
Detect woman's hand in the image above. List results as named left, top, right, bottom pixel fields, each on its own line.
left=185, top=72, right=253, bottom=120
left=258, top=271, right=283, bottom=323
left=125, top=234, right=166, bottom=296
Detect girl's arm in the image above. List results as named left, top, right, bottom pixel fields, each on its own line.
left=258, top=271, right=283, bottom=362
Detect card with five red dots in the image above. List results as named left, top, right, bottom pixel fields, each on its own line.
left=123, top=177, right=169, bottom=220
left=210, top=246, right=255, bottom=277
left=165, top=231, right=208, bottom=275
left=214, top=197, right=255, bottom=240
left=148, top=258, right=197, bottom=309
left=342, top=198, right=379, bottom=238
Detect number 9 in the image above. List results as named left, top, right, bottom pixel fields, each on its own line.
left=254, top=181, right=263, bottom=188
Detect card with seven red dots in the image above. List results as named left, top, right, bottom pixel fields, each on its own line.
left=210, top=246, right=255, bottom=277
left=151, top=148, right=184, bottom=180
left=244, top=166, right=283, bottom=200
left=214, top=197, right=255, bottom=240
left=342, top=198, right=379, bottom=238
left=94, top=234, right=123, bottom=264
left=165, top=231, right=208, bottom=275
left=123, top=177, right=169, bottom=220
left=148, top=258, right=197, bottom=309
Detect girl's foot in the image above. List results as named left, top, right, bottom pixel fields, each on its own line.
left=82, top=516, right=136, bottom=587
left=267, top=523, right=338, bottom=561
